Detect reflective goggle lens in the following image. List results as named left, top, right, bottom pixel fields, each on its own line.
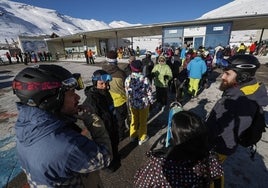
left=62, top=74, right=84, bottom=91
left=92, top=74, right=112, bottom=82
left=62, top=77, right=78, bottom=90
left=73, top=73, right=84, bottom=90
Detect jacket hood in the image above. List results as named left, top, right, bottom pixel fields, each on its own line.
left=239, top=79, right=268, bottom=106
left=102, top=63, right=120, bottom=74
left=15, top=103, right=63, bottom=146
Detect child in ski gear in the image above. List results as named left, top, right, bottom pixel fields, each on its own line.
left=125, top=60, right=154, bottom=145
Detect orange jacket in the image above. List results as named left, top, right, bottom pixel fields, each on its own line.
left=87, top=50, right=94, bottom=57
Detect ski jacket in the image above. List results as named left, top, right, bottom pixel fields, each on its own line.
left=180, top=48, right=187, bottom=59
left=87, top=50, right=94, bottom=57
left=169, top=55, right=181, bottom=78
left=102, top=63, right=127, bottom=107
left=15, top=103, right=111, bottom=187
left=125, top=72, right=154, bottom=109
left=151, top=63, right=172, bottom=88
left=237, top=44, right=247, bottom=52
left=187, top=56, right=207, bottom=79
left=216, top=50, right=224, bottom=59
left=249, top=43, right=257, bottom=53
left=141, top=57, right=154, bottom=78
left=134, top=150, right=223, bottom=187
left=206, top=79, right=268, bottom=155
left=83, top=86, right=118, bottom=145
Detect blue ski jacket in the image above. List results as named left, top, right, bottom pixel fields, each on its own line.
left=187, top=56, right=207, bottom=79
left=15, top=103, right=111, bottom=187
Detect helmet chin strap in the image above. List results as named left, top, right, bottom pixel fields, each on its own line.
left=39, top=88, right=64, bottom=113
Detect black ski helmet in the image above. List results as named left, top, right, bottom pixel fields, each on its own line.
left=225, top=54, right=260, bottom=83
left=91, top=69, right=112, bottom=87
left=12, top=64, right=79, bottom=112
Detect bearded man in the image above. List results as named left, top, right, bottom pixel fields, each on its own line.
left=205, top=55, right=268, bottom=188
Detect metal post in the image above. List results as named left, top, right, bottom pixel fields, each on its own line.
left=258, top=28, right=264, bottom=44
left=82, top=35, right=89, bottom=64
left=115, top=31, right=118, bottom=50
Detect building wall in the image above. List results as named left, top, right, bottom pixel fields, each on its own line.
left=44, top=22, right=233, bottom=57
left=205, top=22, right=232, bottom=48
left=162, top=22, right=232, bottom=50
left=47, top=37, right=100, bottom=59
left=162, top=27, right=183, bottom=49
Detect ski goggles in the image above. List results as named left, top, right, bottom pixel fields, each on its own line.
left=92, top=74, right=112, bottom=82
left=62, top=73, right=84, bottom=90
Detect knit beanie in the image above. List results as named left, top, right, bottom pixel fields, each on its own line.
left=130, top=60, right=143, bottom=72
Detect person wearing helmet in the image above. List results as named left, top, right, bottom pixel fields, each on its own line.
left=83, top=69, right=121, bottom=173
left=206, top=55, right=268, bottom=187
left=12, top=64, right=112, bottom=187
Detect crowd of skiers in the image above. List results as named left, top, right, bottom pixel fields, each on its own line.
left=1, top=50, right=53, bottom=65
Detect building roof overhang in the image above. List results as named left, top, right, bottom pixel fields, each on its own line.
left=45, top=14, right=268, bottom=42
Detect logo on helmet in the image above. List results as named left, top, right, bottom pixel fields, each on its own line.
left=235, top=64, right=257, bottom=69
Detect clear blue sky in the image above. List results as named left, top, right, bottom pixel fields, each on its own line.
left=11, top=0, right=234, bottom=24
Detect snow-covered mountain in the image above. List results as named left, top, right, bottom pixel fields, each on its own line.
left=0, top=0, right=140, bottom=44
left=0, top=0, right=267, bottom=46
left=198, top=0, right=268, bottom=45
left=198, top=0, right=267, bottom=19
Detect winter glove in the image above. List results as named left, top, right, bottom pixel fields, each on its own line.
left=151, top=72, right=155, bottom=78
left=164, top=75, right=169, bottom=81
left=75, top=107, right=112, bottom=154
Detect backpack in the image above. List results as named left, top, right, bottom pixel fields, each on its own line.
left=237, top=84, right=266, bottom=159
left=238, top=104, right=266, bottom=148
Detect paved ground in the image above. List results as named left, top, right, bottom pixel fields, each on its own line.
left=1, top=55, right=268, bottom=188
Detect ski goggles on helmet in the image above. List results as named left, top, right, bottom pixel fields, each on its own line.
left=73, top=73, right=84, bottom=90
left=92, top=74, right=112, bottom=82
left=62, top=73, right=84, bottom=90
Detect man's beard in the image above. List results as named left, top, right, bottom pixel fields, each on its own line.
left=97, top=88, right=109, bottom=96
left=219, top=79, right=237, bottom=91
